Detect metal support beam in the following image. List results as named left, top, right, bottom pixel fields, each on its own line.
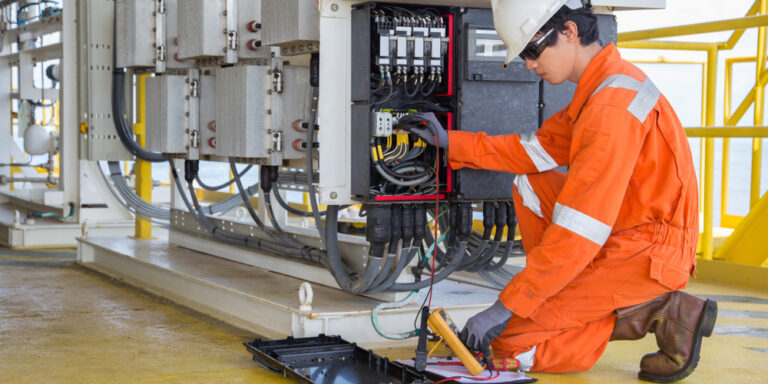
left=684, top=127, right=768, bottom=137
left=752, top=0, right=768, bottom=208
left=701, top=48, right=718, bottom=261
left=619, top=15, right=768, bottom=42
left=134, top=74, right=152, bottom=239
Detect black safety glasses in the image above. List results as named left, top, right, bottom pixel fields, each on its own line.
left=519, top=28, right=556, bottom=61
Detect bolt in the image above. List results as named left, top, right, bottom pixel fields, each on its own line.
left=330, top=192, right=338, bottom=199
left=331, top=3, right=339, bottom=12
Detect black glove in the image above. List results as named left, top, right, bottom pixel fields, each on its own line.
left=459, top=300, right=513, bottom=356
left=397, top=112, right=449, bottom=149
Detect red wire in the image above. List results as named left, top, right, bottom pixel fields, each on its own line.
left=433, top=369, right=501, bottom=384
left=427, top=136, right=440, bottom=308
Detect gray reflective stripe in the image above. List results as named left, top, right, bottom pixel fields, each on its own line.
left=520, top=132, right=558, bottom=172
left=592, top=74, right=661, bottom=122
left=514, top=174, right=543, bottom=218
left=592, top=74, right=643, bottom=95
left=628, top=78, right=661, bottom=122
left=516, top=346, right=536, bottom=372
left=552, top=203, right=612, bottom=246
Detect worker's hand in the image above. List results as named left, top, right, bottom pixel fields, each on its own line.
left=397, top=112, right=449, bottom=149
left=459, top=300, right=513, bottom=356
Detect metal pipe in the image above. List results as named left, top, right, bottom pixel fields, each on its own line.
left=619, top=15, right=768, bottom=42
left=685, top=127, right=768, bottom=137
left=723, top=0, right=762, bottom=49
left=618, top=41, right=720, bottom=51
left=752, top=0, right=768, bottom=209
left=134, top=74, right=152, bottom=239
left=722, top=58, right=735, bottom=223
left=0, top=176, right=56, bottom=184
left=701, top=48, right=719, bottom=261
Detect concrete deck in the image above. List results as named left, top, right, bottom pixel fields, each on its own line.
left=0, top=246, right=766, bottom=383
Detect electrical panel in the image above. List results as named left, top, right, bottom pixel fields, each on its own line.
left=177, top=0, right=269, bottom=62
left=116, top=0, right=192, bottom=71
left=350, top=4, right=618, bottom=203
left=262, top=0, right=320, bottom=55
left=351, top=3, right=455, bottom=203
left=146, top=75, right=187, bottom=154
left=178, top=0, right=226, bottom=59
left=198, top=72, right=218, bottom=156
left=215, top=63, right=310, bottom=164
left=115, top=0, right=155, bottom=68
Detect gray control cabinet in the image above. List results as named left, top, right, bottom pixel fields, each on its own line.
left=215, top=65, right=276, bottom=161
left=116, top=0, right=155, bottom=68
left=178, top=0, right=226, bottom=59
left=262, top=0, right=319, bottom=49
left=146, top=75, right=187, bottom=154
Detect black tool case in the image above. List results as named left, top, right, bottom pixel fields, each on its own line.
left=244, top=334, right=439, bottom=383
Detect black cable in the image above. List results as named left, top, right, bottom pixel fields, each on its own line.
left=195, top=164, right=253, bottom=191
left=306, top=85, right=326, bottom=244
left=272, top=187, right=325, bottom=217
left=262, top=183, right=309, bottom=249
left=403, top=77, right=421, bottom=98
left=170, top=160, right=326, bottom=264
left=111, top=4, right=165, bottom=163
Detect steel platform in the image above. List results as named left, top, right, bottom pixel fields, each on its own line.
left=0, top=203, right=135, bottom=249
left=77, top=235, right=500, bottom=347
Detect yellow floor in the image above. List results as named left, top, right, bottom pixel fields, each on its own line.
left=1, top=247, right=766, bottom=383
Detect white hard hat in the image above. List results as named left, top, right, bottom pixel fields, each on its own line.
left=491, top=0, right=584, bottom=65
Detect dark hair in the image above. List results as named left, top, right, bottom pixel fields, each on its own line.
left=540, top=6, right=600, bottom=47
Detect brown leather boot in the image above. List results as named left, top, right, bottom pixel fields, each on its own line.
left=609, top=291, right=717, bottom=383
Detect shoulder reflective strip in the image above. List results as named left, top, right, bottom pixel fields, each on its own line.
left=628, top=78, right=661, bottom=122
left=516, top=346, right=536, bottom=372
left=592, top=74, right=661, bottom=122
left=514, top=174, right=543, bottom=218
left=592, top=74, right=642, bottom=96
left=552, top=203, right=612, bottom=246
left=520, top=132, right=558, bottom=172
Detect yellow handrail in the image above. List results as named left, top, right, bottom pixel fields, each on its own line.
left=618, top=15, right=768, bottom=42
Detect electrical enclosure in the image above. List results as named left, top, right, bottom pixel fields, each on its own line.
left=146, top=75, right=187, bottom=154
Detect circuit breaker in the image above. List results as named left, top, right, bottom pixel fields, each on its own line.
left=351, top=3, right=454, bottom=203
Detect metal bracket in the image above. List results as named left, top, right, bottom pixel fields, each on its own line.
left=224, top=0, right=238, bottom=63
left=272, top=69, right=283, bottom=94
left=154, top=0, right=167, bottom=73
left=227, top=30, right=239, bottom=50
left=156, top=44, right=167, bottom=62
left=272, top=131, right=283, bottom=153
left=186, top=69, right=201, bottom=160
left=189, top=79, right=200, bottom=99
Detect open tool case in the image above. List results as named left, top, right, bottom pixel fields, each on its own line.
left=244, top=334, right=440, bottom=383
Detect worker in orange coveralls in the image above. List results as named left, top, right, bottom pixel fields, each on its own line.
left=399, top=1, right=718, bottom=382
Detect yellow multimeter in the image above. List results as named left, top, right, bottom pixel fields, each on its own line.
left=426, top=307, right=485, bottom=376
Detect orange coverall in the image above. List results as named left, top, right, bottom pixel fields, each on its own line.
left=447, top=43, right=699, bottom=372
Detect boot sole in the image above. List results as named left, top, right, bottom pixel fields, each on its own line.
left=638, top=299, right=718, bottom=383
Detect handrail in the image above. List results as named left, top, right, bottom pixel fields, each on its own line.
left=684, top=127, right=768, bottom=137
left=619, top=15, right=768, bottom=42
